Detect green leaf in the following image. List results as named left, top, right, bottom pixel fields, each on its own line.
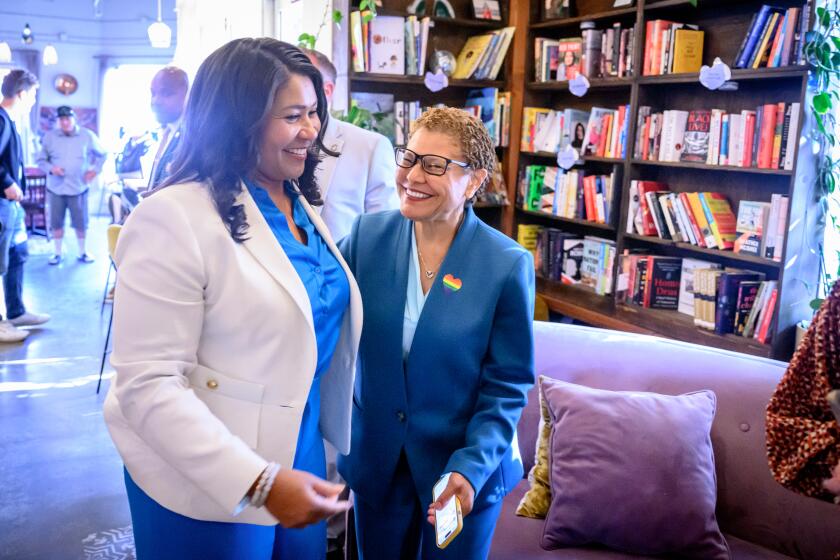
left=362, top=12, right=374, bottom=23
left=297, top=32, right=316, bottom=50
left=687, top=0, right=697, bottom=5
left=814, top=92, right=832, bottom=114
left=333, top=9, right=343, bottom=24
left=810, top=297, right=825, bottom=311
left=818, top=7, right=830, bottom=28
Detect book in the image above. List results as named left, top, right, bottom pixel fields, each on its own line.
left=715, top=272, right=764, bottom=335
left=556, top=38, right=583, bottom=81
left=756, top=287, right=779, bottom=343
left=678, top=258, right=721, bottom=316
left=734, top=281, right=762, bottom=335
left=560, top=238, right=585, bottom=284
left=700, top=192, right=737, bottom=250
left=645, top=256, right=683, bottom=309
left=734, top=201, right=770, bottom=256
left=680, top=110, right=711, bottom=162
left=671, top=29, right=704, bottom=73
left=368, top=16, right=406, bottom=75
left=453, top=33, right=496, bottom=79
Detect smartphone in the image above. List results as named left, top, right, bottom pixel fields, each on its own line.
left=433, top=473, right=463, bottom=549
left=828, top=390, right=840, bottom=425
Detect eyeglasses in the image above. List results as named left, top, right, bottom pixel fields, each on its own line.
left=394, top=147, right=470, bottom=176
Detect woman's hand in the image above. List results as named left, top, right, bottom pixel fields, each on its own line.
left=426, top=472, right=475, bottom=525
left=264, top=468, right=350, bottom=528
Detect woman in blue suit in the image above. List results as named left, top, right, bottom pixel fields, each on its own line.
left=339, top=107, right=535, bottom=558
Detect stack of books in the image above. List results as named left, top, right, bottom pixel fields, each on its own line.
left=521, top=105, right=630, bottom=158
left=351, top=13, right=432, bottom=75
left=531, top=227, right=616, bottom=294
left=616, top=254, right=779, bottom=343
left=521, top=165, right=615, bottom=224
left=463, top=88, right=512, bottom=148
left=733, top=3, right=811, bottom=69
left=643, top=21, right=705, bottom=75
left=452, top=27, right=516, bottom=80
left=634, top=104, right=800, bottom=171
left=626, top=185, right=738, bottom=251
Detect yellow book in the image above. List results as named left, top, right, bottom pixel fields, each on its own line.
left=516, top=224, right=543, bottom=254
left=452, top=33, right=495, bottom=79
left=686, top=192, right=717, bottom=249
left=752, top=13, right=779, bottom=70
left=672, top=29, right=704, bottom=74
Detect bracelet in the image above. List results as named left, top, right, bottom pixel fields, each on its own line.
left=250, top=462, right=281, bottom=509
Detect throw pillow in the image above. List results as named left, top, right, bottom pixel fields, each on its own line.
left=540, top=377, right=730, bottom=559
left=515, top=375, right=552, bottom=518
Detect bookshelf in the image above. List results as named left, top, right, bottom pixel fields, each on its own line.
left=345, top=0, right=517, bottom=231
left=507, top=0, right=822, bottom=360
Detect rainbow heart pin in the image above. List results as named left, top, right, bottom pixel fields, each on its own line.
left=443, top=273, right=462, bottom=293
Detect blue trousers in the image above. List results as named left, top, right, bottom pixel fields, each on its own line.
left=0, top=199, right=27, bottom=320
left=124, top=470, right=326, bottom=560
left=353, top=453, right=503, bottom=560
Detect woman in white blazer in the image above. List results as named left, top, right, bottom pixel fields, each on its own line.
left=103, top=38, right=361, bottom=559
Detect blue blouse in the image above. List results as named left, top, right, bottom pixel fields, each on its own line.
left=403, top=225, right=428, bottom=359
left=246, top=179, right=350, bottom=477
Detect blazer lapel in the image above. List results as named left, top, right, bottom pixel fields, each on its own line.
left=314, top=119, right=344, bottom=210
left=406, top=207, right=479, bottom=365
left=238, top=187, right=314, bottom=333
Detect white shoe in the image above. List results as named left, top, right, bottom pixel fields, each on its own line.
left=0, top=321, right=29, bottom=343
left=8, top=312, right=51, bottom=327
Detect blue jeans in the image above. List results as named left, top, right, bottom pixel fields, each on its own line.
left=0, top=199, right=27, bottom=320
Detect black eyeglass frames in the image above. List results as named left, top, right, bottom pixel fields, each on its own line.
left=394, top=147, right=471, bottom=176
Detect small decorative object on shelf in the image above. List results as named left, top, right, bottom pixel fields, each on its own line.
left=429, top=49, right=457, bottom=76
left=543, top=0, right=570, bottom=20
left=434, top=0, right=456, bottom=18
left=473, top=0, right=502, bottom=21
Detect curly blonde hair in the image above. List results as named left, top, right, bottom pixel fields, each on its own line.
left=413, top=107, right=496, bottom=194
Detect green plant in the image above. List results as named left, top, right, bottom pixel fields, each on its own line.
left=803, top=1, right=840, bottom=309
left=297, top=2, right=378, bottom=50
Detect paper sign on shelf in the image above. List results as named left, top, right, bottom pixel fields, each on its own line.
left=569, top=74, right=590, bottom=97
left=424, top=70, right=448, bottom=92
left=699, top=58, right=732, bottom=91
left=557, top=146, right=579, bottom=170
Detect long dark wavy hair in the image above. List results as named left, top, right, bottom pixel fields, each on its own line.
left=162, top=38, right=335, bottom=242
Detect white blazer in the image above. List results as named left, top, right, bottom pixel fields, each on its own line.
left=103, top=181, right=362, bottom=525
left=314, top=118, right=398, bottom=242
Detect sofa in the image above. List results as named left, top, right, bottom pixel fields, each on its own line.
left=489, top=322, right=840, bottom=560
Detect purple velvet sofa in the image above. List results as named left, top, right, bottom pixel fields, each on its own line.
left=490, top=322, right=840, bottom=560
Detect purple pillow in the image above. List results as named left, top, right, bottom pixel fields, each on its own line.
left=540, top=377, right=730, bottom=559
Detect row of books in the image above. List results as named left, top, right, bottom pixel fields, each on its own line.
left=350, top=88, right=511, bottom=148
left=520, top=225, right=616, bottom=294
left=452, top=28, right=516, bottom=80
left=522, top=105, right=629, bottom=158
left=633, top=103, right=800, bottom=170
left=350, top=13, right=431, bottom=76
left=521, top=166, right=615, bottom=224
left=642, top=20, right=704, bottom=76
left=734, top=3, right=811, bottom=69
left=535, top=22, right=636, bottom=82
left=617, top=255, right=778, bottom=343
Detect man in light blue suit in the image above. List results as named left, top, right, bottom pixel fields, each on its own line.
left=338, top=107, right=535, bottom=559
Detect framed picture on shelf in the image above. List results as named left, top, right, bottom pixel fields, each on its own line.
left=544, top=0, right=570, bottom=20
left=472, top=0, right=502, bottom=20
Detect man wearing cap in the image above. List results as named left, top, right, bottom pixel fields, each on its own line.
left=37, top=106, right=107, bottom=264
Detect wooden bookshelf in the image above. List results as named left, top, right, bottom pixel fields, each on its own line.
left=507, top=0, right=821, bottom=360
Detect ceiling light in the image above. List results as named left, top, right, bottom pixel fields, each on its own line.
left=0, top=42, right=11, bottom=64
left=147, top=0, right=171, bottom=48
left=43, top=44, right=58, bottom=66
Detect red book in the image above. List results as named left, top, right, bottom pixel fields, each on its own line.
left=770, top=102, right=785, bottom=169
left=756, top=288, right=778, bottom=343
left=756, top=104, right=777, bottom=169
left=643, top=256, right=655, bottom=308
left=741, top=112, right=756, bottom=167
left=638, top=181, right=668, bottom=236
left=766, top=12, right=786, bottom=68
left=583, top=176, right=597, bottom=221
left=678, top=192, right=707, bottom=247
left=644, top=21, right=655, bottom=75
left=598, top=114, right=612, bottom=156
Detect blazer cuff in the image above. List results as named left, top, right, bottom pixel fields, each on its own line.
left=443, top=457, right=485, bottom=496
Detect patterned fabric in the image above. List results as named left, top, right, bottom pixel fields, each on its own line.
left=766, top=278, right=840, bottom=503
left=515, top=376, right=553, bottom=518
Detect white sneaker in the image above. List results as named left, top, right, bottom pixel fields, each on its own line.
left=8, top=312, right=51, bottom=327
left=0, top=321, right=29, bottom=343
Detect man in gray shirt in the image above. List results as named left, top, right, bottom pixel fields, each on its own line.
left=37, top=106, right=107, bottom=264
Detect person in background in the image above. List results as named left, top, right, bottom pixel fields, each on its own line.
left=37, top=106, right=107, bottom=264
left=148, top=66, right=188, bottom=190
left=339, top=107, right=535, bottom=558
left=767, top=278, right=840, bottom=504
left=0, top=70, right=50, bottom=343
left=103, top=39, right=359, bottom=559
left=303, top=49, right=397, bottom=241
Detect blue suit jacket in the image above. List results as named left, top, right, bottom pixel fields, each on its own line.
left=338, top=207, right=535, bottom=510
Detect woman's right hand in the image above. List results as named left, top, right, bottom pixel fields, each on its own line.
left=264, top=468, right=349, bottom=528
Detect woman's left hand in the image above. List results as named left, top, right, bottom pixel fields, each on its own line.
left=426, top=472, right=475, bottom=525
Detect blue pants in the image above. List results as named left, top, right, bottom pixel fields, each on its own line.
left=124, top=470, right=326, bottom=560
left=0, top=199, right=27, bottom=320
left=353, top=453, right=503, bottom=560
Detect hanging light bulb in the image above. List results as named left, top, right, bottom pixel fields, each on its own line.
left=42, top=44, right=58, bottom=66
left=0, top=42, right=11, bottom=64
left=22, top=23, right=33, bottom=45
left=147, top=0, right=172, bottom=48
